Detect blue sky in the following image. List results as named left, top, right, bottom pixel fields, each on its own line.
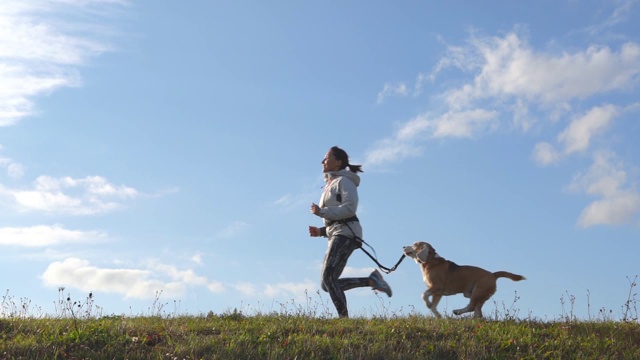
left=1, top=0, right=639, bottom=320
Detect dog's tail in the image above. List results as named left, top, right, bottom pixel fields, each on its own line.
left=493, top=271, right=526, bottom=282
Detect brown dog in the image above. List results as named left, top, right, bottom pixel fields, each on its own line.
left=403, top=241, right=525, bottom=318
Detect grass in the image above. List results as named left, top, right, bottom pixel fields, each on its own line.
left=1, top=311, right=640, bottom=359
left=0, top=280, right=639, bottom=360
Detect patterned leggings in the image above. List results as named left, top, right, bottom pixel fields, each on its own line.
left=321, top=235, right=371, bottom=318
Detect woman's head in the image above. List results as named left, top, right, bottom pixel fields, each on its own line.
left=322, top=146, right=363, bottom=173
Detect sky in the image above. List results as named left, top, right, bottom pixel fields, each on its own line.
left=1, top=0, right=639, bottom=321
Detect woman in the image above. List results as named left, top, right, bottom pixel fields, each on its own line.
left=309, top=146, right=392, bottom=318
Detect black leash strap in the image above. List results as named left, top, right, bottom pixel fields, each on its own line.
left=339, top=220, right=406, bottom=274
left=360, top=240, right=406, bottom=274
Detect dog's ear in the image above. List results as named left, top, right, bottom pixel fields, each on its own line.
left=416, top=246, right=430, bottom=263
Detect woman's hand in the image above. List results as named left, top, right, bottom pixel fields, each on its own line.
left=310, top=203, right=321, bottom=216
left=308, top=226, right=321, bottom=237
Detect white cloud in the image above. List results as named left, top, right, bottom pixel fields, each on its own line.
left=0, top=175, right=139, bottom=215
left=578, top=194, right=640, bottom=228
left=511, top=98, right=537, bottom=132
left=365, top=109, right=497, bottom=168
left=377, top=73, right=433, bottom=104
left=148, top=260, right=224, bottom=293
left=569, top=151, right=640, bottom=227
left=394, top=109, right=499, bottom=140
left=533, top=104, right=619, bottom=165
left=42, top=258, right=178, bottom=299
left=341, top=266, right=373, bottom=277
left=532, top=142, right=560, bottom=166
left=0, top=224, right=107, bottom=247
left=558, top=104, right=618, bottom=155
left=234, top=282, right=256, bottom=296
left=441, top=34, right=640, bottom=108
left=190, top=254, right=203, bottom=265
left=413, top=73, right=428, bottom=97
left=365, top=138, right=424, bottom=168
left=429, top=40, right=479, bottom=81
left=0, top=0, right=124, bottom=125
left=7, top=163, right=24, bottom=179
left=395, top=115, right=432, bottom=141
left=42, top=257, right=224, bottom=300
left=369, top=28, right=640, bottom=228
left=376, top=82, right=409, bottom=104
left=0, top=155, right=24, bottom=179
left=585, top=0, right=637, bottom=36
left=263, top=280, right=318, bottom=300
left=430, top=109, right=499, bottom=138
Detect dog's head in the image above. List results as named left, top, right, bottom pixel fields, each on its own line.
left=403, top=241, right=437, bottom=264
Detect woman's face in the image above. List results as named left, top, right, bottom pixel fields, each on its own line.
left=322, top=150, right=342, bottom=172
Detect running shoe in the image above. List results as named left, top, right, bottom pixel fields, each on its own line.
left=370, top=269, right=392, bottom=297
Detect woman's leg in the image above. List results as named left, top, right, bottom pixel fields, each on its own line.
left=321, top=235, right=369, bottom=318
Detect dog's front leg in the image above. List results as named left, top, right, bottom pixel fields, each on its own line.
left=422, top=289, right=433, bottom=308
left=422, top=290, right=442, bottom=318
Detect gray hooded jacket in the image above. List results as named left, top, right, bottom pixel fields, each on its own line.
left=317, top=169, right=363, bottom=239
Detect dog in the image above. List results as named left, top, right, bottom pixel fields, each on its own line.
left=403, top=241, right=525, bottom=318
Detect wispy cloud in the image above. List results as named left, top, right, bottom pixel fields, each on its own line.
left=0, top=224, right=107, bottom=247
left=365, top=109, right=498, bottom=168
left=0, top=1, right=137, bottom=216
left=376, top=82, right=408, bottom=104
left=533, top=104, right=619, bottom=165
left=584, top=0, right=638, bottom=37
left=0, top=175, right=139, bottom=215
left=0, top=0, right=126, bottom=125
left=365, top=138, right=424, bottom=169
left=377, top=73, right=431, bottom=104
left=216, top=221, right=249, bottom=239
left=0, top=153, right=24, bottom=179
left=272, top=184, right=320, bottom=213
left=569, top=150, right=640, bottom=227
left=558, top=105, right=618, bottom=154
left=367, top=22, right=640, bottom=226
left=441, top=34, right=640, bottom=109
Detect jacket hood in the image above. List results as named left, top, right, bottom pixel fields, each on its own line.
left=324, top=169, right=360, bottom=187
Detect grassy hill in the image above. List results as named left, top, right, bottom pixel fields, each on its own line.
left=1, top=284, right=639, bottom=359
left=1, top=310, right=640, bottom=359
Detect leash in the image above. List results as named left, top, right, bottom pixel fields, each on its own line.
left=360, top=242, right=406, bottom=274
left=340, top=220, right=406, bottom=274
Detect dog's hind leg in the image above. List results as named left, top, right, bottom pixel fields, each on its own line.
left=454, top=279, right=495, bottom=317
left=454, top=296, right=488, bottom=318
left=453, top=303, right=473, bottom=316
left=473, top=304, right=484, bottom=318
left=453, top=296, right=481, bottom=316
